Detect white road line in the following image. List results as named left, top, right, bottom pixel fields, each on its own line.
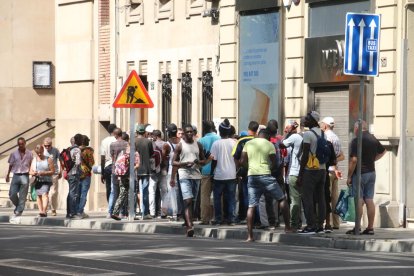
left=191, top=265, right=414, bottom=276
left=0, top=258, right=133, bottom=275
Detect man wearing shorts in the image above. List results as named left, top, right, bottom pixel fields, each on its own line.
left=170, top=124, right=207, bottom=237
left=346, top=121, right=385, bottom=235
left=240, top=128, right=293, bottom=242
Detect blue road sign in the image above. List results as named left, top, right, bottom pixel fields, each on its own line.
left=344, top=13, right=381, bottom=77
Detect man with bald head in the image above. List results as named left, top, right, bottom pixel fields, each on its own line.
left=43, top=137, right=62, bottom=216
left=346, top=121, right=386, bottom=235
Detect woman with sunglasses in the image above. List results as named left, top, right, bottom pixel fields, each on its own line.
left=30, top=144, right=55, bottom=217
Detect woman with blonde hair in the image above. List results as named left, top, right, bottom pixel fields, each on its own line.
left=30, top=144, right=55, bottom=217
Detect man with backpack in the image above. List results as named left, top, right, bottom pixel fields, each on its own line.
left=64, top=134, right=82, bottom=219
left=297, top=111, right=328, bottom=234
left=149, top=129, right=166, bottom=218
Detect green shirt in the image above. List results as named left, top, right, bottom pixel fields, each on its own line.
left=243, top=138, right=276, bottom=176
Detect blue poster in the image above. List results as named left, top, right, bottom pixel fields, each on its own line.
left=239, top=11, right=280, bottom=132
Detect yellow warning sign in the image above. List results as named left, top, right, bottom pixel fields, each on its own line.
left=113, top=70, right=154, bottom=108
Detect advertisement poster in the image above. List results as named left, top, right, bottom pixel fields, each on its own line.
left=239, top=11, right=280, bottom=132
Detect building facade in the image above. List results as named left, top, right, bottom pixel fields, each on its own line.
left=1, top=0, right=409, bottom=227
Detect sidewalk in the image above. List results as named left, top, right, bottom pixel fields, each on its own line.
left=1, top=207, right=414, bottom=253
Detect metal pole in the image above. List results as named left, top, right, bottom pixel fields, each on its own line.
left=128, top=108, right=136, bottom=221
left=355, top=76, right=364, bottom=235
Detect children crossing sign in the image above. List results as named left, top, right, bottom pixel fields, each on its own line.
left=344, top=13, right=381, bottom=77
left=113, top=70, right=154, bottom=108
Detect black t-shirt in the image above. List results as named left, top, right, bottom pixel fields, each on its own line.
left=350, top=131, right=385, bottom=174
left=135, top=137, right=154, bottom=175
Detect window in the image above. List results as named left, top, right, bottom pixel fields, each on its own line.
left=201, top=71, right=213, bottom=122
left=161, top=73, right=172, bottom=133
left=126, top=0, right=144, bottom=25
left=181, top=72, right=192, bottom=126
left=155, top=0, right=174, bottom=22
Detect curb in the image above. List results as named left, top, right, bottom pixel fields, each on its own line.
left=2, top=215, right=413, bottom=253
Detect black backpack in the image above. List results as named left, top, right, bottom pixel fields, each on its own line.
left=310, top=129, right=331, bottom=165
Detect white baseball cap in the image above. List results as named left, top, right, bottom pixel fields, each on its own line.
left=321, top=117, right=335, bottom=127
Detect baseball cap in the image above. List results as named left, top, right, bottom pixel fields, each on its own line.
left=321, top=117, right=335, bottom=127
left=309, top=111, right=320, bottom=123
left=288, top=120, right=299, bottom=129
left=136, top=124, right=146, bottom=133
left=145, top=124, right=154, bottom=133
left=166, top=123, right=178, bottom=134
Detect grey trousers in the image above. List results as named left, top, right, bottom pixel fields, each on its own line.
left=9, top=174, right=30, bottom=214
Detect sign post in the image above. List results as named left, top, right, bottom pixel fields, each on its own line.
left=113, top=70, right=154, bottom=222
left=344, top=12, right=380, bottom=235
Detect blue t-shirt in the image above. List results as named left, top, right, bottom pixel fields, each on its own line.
left=198, top=132, right=220, bottom=175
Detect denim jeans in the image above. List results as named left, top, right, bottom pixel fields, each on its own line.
left=138, top=176, right=150, bottom=216
left=9, top=174, right=29, bottom=214
left=77, top=176, right=91, bottom=214
left=213, top=179, right=237, bottom=223
left=67, top=174, right=80, bottom=216
left=107, top=173, right=118, bottom=215
left=149, top=172, right=168, bottom=216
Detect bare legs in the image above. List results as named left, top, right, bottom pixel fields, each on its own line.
left=37, top=193, right=49, bottom=216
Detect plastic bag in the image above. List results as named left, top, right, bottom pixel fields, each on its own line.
left=161, top=188, right=177, bottom=216
left=344, top=191, right=355, bottom=222
left=335, top=188, right=350, bottom=220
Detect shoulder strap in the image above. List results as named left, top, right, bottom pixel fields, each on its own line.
left=310, top=129, right=319, bottom=138
left=168, top=141, right=175, bottom=151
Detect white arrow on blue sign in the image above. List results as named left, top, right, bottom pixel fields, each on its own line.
left=344, top=13, right=381, bottom=77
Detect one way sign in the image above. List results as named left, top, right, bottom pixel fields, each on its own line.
left=344, top=13, right=381, bottom=77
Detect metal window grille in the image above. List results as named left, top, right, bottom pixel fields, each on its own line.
left=201, top=71, right=213, bottom=123
left=161, top=73, right=172, bottom=133
left=181, top=72, right=192, bottom=126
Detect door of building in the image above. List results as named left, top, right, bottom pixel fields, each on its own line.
left=314, top=87, right=349, bottom=187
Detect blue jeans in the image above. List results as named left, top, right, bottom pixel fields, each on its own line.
left=67, top=174, right=80, bottom=216
left=213, top=179, right=237, bottom=223
left=77, top=176, right=91, bottom=214
left=247, top=175, right=285, bottom=207
left=107, top=173, right=118, bottom=215
left=138, top=176, right=150, bottom=216
left=9, top=174, right=29, bottom=214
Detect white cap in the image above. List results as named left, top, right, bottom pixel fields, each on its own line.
left=145, top=124, right=154, bottom=133
left=321, top=117, right=335, bottom=127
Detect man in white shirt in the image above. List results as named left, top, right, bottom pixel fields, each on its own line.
left=320, top=117, right=344, bottom=232
left=210, top=119, right=237, bottom=225
left=100, top=123, right=117, bottom=216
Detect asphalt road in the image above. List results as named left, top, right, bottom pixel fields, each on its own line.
left=1, top=224, right=414, bottom=276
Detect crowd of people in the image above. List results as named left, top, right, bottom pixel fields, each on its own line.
left=5, top=110, right=386, bottom=240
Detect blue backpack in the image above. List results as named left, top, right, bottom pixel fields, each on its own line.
left=310, top=129, right=331, bottom=165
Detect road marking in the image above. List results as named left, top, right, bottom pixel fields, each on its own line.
left=192, top=265, right=414, bottom=276
left=0, top=258, right=133, bottom=275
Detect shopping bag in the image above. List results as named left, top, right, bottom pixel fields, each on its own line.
left=161, top=188, right=177, bottom=216
left=344, top=190, right=355, bottom=222
left=334, top=189, right=349, bottom=220
left=29, top=185, right=37, bottom=201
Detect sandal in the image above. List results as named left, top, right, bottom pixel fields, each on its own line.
left=362, top=228, right=374, bottom=235
left=186, top=228, right=194, bottom=237
left=346, top=228, right=360, bottom=234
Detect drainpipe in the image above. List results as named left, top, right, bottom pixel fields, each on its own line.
left=113, top=0, right=120, bottom=124
left=400, top=1, right=414, bottom=227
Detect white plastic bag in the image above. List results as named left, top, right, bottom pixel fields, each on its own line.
left=161, top=188, right=177, bottom=216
